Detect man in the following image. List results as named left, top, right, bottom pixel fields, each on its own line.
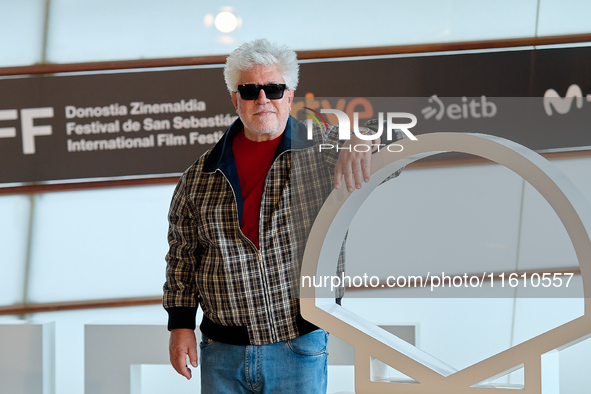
left=163, top=38, right=375, bottom=393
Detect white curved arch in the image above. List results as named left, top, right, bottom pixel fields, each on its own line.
left=300, top=132, right=591, bottom=393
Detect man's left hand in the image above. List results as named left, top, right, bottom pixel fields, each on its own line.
left=333, top=134, right=376, bottom=192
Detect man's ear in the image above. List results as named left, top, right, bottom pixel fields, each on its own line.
left=231, top=91, right=238, bottom=111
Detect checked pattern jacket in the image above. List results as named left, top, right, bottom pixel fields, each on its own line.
left=163, top=115, right=345, bottom=345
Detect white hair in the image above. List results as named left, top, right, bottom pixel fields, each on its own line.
left=224, top=38, right=299, bottom=93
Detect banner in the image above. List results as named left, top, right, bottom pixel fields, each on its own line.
left=1, top=46, right=590, bottom=185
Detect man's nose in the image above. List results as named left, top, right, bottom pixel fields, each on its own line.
left=255, top=88, right=270, bottom=103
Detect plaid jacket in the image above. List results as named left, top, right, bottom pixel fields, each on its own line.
left=163, top=115, right=342, bottom=345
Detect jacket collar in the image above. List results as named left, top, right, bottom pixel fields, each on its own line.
left=203, top=115, right=314, bottom=173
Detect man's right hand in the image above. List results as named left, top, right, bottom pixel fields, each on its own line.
left=169, top=328, right=198, bottom=379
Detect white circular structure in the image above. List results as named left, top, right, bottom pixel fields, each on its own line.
left=301, top=132, right=591, bottom=393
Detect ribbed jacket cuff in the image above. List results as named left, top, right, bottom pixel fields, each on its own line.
left=166, top=306, right=198, bottom=331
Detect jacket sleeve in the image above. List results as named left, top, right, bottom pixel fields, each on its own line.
left=163, top=171, right=201, bottom=330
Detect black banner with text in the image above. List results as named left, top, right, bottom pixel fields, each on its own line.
left=1, top=46, right=590, bottom=185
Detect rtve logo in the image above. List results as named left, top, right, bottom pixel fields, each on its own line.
left=421, top=95, right=497, bottom=120
left=543, top=84, right=591, bottom=116
left=0, top=107, right=54, bottom=154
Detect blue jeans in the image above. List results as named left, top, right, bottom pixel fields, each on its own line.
left=199, top=329, right=328, bottom=393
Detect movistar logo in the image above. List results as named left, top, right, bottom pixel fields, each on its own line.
left=543, top=84, right=591, bottom=116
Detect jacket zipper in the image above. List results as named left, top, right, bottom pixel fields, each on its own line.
left=217, top=169, right=278, bottom=342
left=216, top=145, right=311, bottom=343
left=254, top=150, right=293, bottom=342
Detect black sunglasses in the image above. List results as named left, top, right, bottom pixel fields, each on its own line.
left=237, top=84, right=287, bottom=100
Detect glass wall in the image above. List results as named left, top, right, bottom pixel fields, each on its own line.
left=27, top=185, right=173, bottom=303
left=2, top=0, right=591, bottom=68
left=0, top=0, right=46, bottom=67
left=0, top=195, right=30, bottom=306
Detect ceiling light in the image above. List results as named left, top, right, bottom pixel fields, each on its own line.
left=214, top=11, right=238, bottom=33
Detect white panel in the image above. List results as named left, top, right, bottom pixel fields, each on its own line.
left=537, top=0, right=591, bottom=36
left=130, top=364, right=200, bottom=394
left=541, top=350, right=560, bottom=394
left=0, top=0, right=45, bottom=67
left=28, top=185, right=175, bottom=302
left=44, top=0, right=538, bottom=64
left=341, top=298, right=515, bottom=371
left=85, top=323, right=173, bottom=394
left=327, top=365, right=355, bottom=393
left=0, top=321, right=55, bottom=394
left=32, top=304, right=170, bottom=394
left=517, top=157, right=591, bottom=270
left=0, top=195, right=30, bottom=306
left=346, top=163, right=524, bottom=280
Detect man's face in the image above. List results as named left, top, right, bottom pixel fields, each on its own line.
left=231, top=65, right=294, bottom=141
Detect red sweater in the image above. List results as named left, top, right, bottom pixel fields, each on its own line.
left=232, top=131, right=282, bottom=249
